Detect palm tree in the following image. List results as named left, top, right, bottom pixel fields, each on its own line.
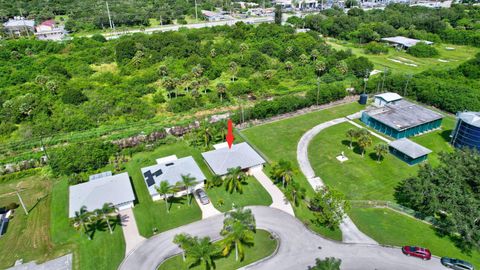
left=223, top=207, right=256, bottom=231
left=229, top=61, right=238, bottom=81
left=95, top=203, right=116, bottom=234
left=72, top=206, right=93, bottom=240
left=210, top=48, right=217, bottom=58
left=155, top=180, right=176, bottom=213
left=173, top=233, right=193, bottom=262
left=374, top=143, right=389, bottom=162
left=346, top=128, right=358, bottom=149
left=158, top=65, right=168, bottom=77
left=192, top=64, right=204, bottom=78
left=187, top=236, right=218, bottom=269
left=216, top=82, right=227, bottom=103
left=239, top=43, right=248, bottom=59
left=181, top=174, right=197, bottom=206
left=357, top=133, right=372, bottom=157
left=315, top=61, right=326, bottom=76
left=285, top=180, right=306, bottom=207
left=224, top=167, right=246, bottom=194
left=308, top=257, right=342, bottom=270
left=201, top=77, right=210, bottom=94
left=285, top=61, right=293, bottom=72
left=299, top=53, right=309, bottom=66
left=274, top=160, right=295, bottom=187
left=220, top=220, right=255, bottom=261
left=311, top=49, right=319, bottom=62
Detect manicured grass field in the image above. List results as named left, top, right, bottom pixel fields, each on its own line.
left=50, top=178, right=126, bottom=270
left=241, top=102, right=364, bottom=240
left=349, top=208, right=480, bottom=268
left=0, top=173, right=70, bottom=269
left=206, top=176, right=272, bottom=212
left=157, top=229, right=278, bottom=270
left=326, top=39, right=480, bottom=74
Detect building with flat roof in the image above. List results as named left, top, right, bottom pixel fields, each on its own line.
left=373, top=92, right=403, bottom=107
left=68, top=172, right=135, bottom=217
left=141, top=155, right=206, bottom=201
left=389, top=138, right=432, bottom=165
left=3, top=17, right=35, bottom=36
left=451, top=111, right=480, bottom=151
left=35, top=19, right=67, bottom=41
left=381, top=36, right=433, bottom=49
left=202, top=142, right=265, bottom=176
left=361, top=99, right=443, bottom=139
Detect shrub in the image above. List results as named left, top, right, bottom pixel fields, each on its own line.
left=364, top=42, right=389, bottom=54
left=6, top=202, right=19, bottom=210
left=167, top=96, right=198, bottom=113
left=407, top=42, right=439, bottom=58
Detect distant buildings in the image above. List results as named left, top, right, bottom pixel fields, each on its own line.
left=381, top=36, right=433, bottom=50
left=274, top=0, right=318, bottom=9
left=68, top=172, right=135, bottom=217
left=3, top=17, right=35, bottom=37
left=361, top=93, right=443, bottom=139
left=35, top=19, right=67, bottom=41
left=201, top=10, right=232, bottom=21
left=450, top=111, right=480, bottom=151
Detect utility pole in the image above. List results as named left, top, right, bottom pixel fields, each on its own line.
left=16, top=191, right=28, bottom=215
left=316, top=77, right=320, bottom=106
left=363, top=69, right=370, bottom=94
left=40, top=136, right=49, bottom=162
left=106, top=1, right=113, bottom=30
left=380, top=67, right=387, bottom=92
left=194, top=0, right=199, bottom=21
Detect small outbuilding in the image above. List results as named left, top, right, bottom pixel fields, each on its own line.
left=389, top=138, right=432, bottom=165
left=373, top=92, right=403, bottom=107
left=141, top=156, right=206, bottom=201
left=69, top=172, right=135, bottom=217
left=201, top=142, right=266, bottom=176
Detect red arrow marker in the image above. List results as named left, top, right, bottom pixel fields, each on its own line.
left=226, top=119, right=234, bottom=149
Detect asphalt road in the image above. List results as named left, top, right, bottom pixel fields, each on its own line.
left=119, top=206, right=442, bottom=270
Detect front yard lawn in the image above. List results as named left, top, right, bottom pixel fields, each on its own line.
left=157, top=229, right=278, bottom=270
left=206, top=176, right=272, bottom=212
left=349, top=208, right=480, bottom=268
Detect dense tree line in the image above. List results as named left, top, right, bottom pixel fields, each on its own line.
left=395, top=149, right=480, bottom=250
left=289, top=4, right=480, bottom=47
left=0, top=23, right=370, bottom=144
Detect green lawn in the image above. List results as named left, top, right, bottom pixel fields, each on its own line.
left=206, top=176, right=272, bottom=212
left=0, top=173, right=70, bottom=269
left=349, top=208, right=480, bottom=268
left=241, top=102, right=364, bottom=240
left=326, top=39, right=480, bottom=74
left=50, top=178, right=126, bottom=270
left=157, top=230, right=278, bottom=270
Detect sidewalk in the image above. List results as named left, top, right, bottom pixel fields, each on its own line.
left=251, top=170, right=295, bottom=216
left=119, top=208, right=146, bottom=256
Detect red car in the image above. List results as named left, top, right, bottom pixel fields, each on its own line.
left=402, top=246, right=432, bottom=260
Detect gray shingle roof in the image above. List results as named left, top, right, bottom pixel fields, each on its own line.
left=69, top=172, right=135, bottom=217
left=141, top=156, right=206, bottom=197
left=389, top=138, right=432, bottom=159
left=201, top=142, right=266, bottom=175
left=366, top=100, right=443, bottom=131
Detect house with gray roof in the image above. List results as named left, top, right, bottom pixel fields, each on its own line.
left=201, top=142, right=266, bottom=176
left=68, top=172, right=135, bottom=217
left=3, top=17, right=35, bottom=37
left=141, top=156, right=206, bottom=201
left=381, top=36, right=433, bottom=49
left=389, top=138, right=432, bottom=165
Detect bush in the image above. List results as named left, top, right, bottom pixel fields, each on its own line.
left=61, top=88, right=88, bottom=105
left=364, top=42, right=389, bottom=54
left=6, top=202, right=19, bottom=210
left=91, top=34, right=107, bottom=43
left=167, top=96, right=198, bottom=113
left=407, top=42, right=439, bottom=58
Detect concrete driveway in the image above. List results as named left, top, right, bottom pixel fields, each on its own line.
left=119, top=208, right=146, bottom=256
left=118, top=206, right=441, bottom=270
left=251, top=170, right=295, bottom=216
left=193, top=191, right=221, bottom=219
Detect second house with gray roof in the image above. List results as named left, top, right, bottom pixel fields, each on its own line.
left=141, top=155, right=206, bottom=201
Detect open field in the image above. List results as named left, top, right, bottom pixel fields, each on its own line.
left=207, top=176, right=272, bottom=212
left=157, top=229, right=278, bottom=270
left=326, top=39, right=480, bottom=74
left=0, top=173, right=70, bottom=269
left=350, top=208, right=480, bottom=268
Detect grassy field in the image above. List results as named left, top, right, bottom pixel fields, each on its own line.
left=157, top=229, right=278, bottom=270
left=207, top=176, right=272, bottom=212
left=50, top=178, right=126, bottom=270
left=350, top=208, right=480, bottom=268
left=0, top=173, right=70, bottom=269
left=326, top=39, right=480, bottom=74
left=240, top=102, right=364, bottom=240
